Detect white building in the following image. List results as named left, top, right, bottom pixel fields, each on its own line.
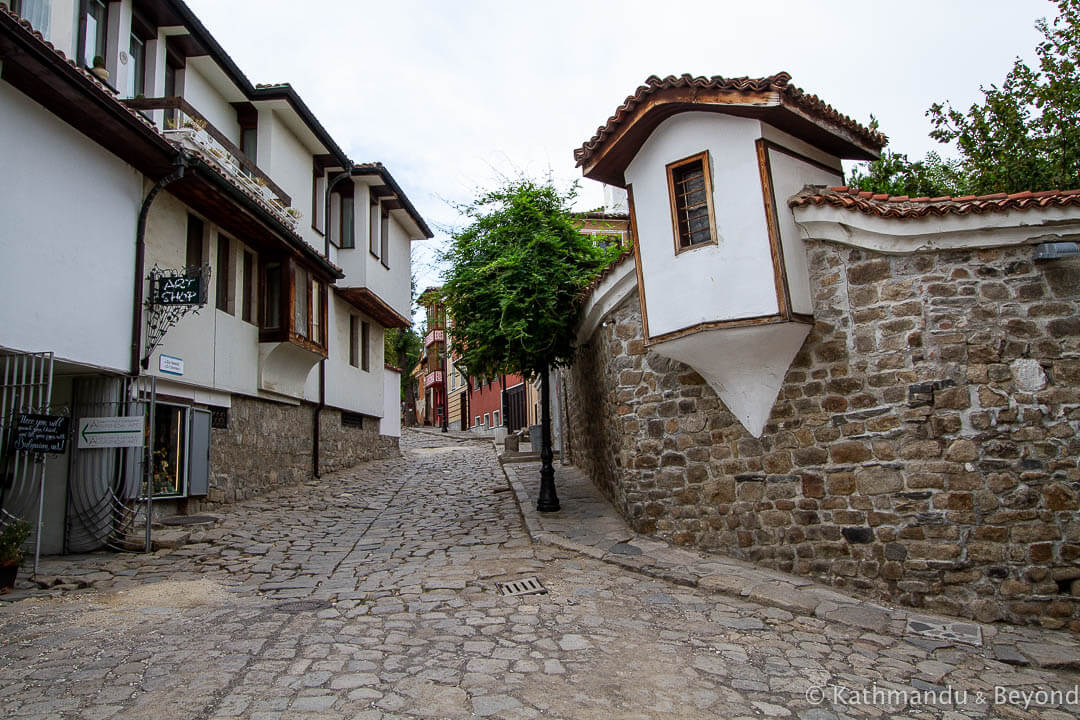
left=0, top=0, right=431, bottom=554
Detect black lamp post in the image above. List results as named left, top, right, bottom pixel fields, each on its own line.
left=536, top=361, right=560, bottom=512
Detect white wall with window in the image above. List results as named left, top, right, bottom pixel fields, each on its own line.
left=312, top=295, right=384, bottom=417
left=363, top=208, right=413, bottom=321
left=625, top=112, right=777, bottom=338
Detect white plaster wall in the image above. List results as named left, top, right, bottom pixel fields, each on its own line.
left=181, top=65, right=240, bottom=144
left=264, top=110, right=322, bottom=253
left=318, top=294, right=384, bottom=416
left=625, top=113, right=778, bottom=338
left=363, top=213, right=412, bottom=320
left=335, top=182, right=369, bottom=286
left=380, top=369, right=401, bottom=437
left=0, top=82, right=141, bottom=372
left=144, top=195, right=260, bottom=395
left=767, top=148, right=842, bottom=315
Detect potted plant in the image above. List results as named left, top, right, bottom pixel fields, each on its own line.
left=0, top=518, right=30, bottom=593
left=90, top=56, right=109, bottom=83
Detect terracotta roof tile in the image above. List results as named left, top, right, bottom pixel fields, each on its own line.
left=575, top=73, right=887, bottom=167
left=578, top=249, right=635, bottom=303
left=789, top=185, right=1080, bottom=218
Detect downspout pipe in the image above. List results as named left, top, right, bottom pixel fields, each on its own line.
left=131, top=156, right=188, bottom=375
left=313, top=165, right=354, bottom=478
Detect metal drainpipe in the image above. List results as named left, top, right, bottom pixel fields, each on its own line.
left=313, top=165, right=353, bottom=478
left=131, top=157, right=188, bottom=375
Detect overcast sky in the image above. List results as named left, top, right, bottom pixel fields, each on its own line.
left=185, top=0, right=1056, bottom=294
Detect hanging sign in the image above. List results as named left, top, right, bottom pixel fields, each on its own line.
left=77, top=416, right=144, bottom=449
left=12, top=414, right=70, bottom=454
left=150, top=266, right=208, bottom=306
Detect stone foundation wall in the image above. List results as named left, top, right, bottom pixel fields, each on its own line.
left=199, top=396, right=398, bottom=508
left=564, top=244, right=1080, bottom=630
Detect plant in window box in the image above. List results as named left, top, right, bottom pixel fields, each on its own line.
left=0, top=518, right=31, bottom=593
left=284, top=207, right=302, bottom=227
left=90, top=55, right=109, bottom=83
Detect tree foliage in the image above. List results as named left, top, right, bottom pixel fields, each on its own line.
left=384, top=326, right=423, bottom=398
left=440, top=179, right=619, bottom=380
left=848, top=0, right=1080, bottom=196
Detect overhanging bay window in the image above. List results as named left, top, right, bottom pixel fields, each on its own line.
left=260, top=258, right=327, bottom=351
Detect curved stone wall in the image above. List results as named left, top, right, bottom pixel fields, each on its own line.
left=564, top=242, right=1080, bottom=630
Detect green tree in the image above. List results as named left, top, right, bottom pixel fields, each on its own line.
left=849, top=0, right=1080, bottom=196
left=441, top=178, right=619, bottom=510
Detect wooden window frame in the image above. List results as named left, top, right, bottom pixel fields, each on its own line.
left=666, top=150, right=717, bottom=254
left=241, top=249, right=255, bottom=324
left=215, top=234, right=232, bottom=314
left=260, top=258, right=284, bottom=337
left=380, top=209, right=390, bottom=268
left=369, top=196, right=380, bottom=258
left=360, top=320, right=370, bottom=372
left=186, top=214, right=204, bottom=268
left=311, top=165, right=326, bottom=236
left=349, top=315, right=360, bottom=368
left=337, top=185, right=355, bottom=249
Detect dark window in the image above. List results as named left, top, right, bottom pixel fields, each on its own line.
left=216, top=235, right=231, bottom=313
left=341, top=411, right=365, bottom=428
left=81, top=0, right=108, bottom=69
left=127, top=32, right=145, bottom=98
left=667, top=152, right=715, bottom=251
left=240, top=127, right=258, bottom=165
left=262, top=261, right=282, bottom=330
left=361, top=320, right=370, bottom=372
left=209, top=406, right=229, bottom=430
left=242, top=251, right=254, bottom=323
left=349, top=316, right=360, bottom=368
left=164, top=62, right=177, bottom=127
left=369, top=196, right=380, bottom=257
left=340, top=195, right=355, bottom=249
left=186, top=214, right=203, bottom=267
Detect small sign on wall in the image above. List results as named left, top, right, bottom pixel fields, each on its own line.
left=13, top=414, right=70, bottom=454
left=159, top=354, right=184, bottom=376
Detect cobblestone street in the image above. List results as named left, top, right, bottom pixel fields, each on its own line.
left=1, top=430, right=1078, bottom=719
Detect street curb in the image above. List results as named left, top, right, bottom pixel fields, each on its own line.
left=498, top=456, right=1080, bottom=671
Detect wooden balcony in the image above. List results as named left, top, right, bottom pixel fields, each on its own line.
left=122, top=96, right=292, bottom=208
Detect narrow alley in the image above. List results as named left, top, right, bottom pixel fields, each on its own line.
left=0, top=431, right=1076, bottom=719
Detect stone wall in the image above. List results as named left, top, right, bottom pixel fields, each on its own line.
left=198, top=396, right=399, bottom=508
left=564, top=243, right=1080, bottom=630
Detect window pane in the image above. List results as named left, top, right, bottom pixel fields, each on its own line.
left=349, top=316, right=359, bottom=367
left=294, top=268, right=308, bottom=337
left=341, top=196, right=354, bottom=249
left=186, top=215, right=203, bottom=267
left=216, top=235, right=231, bottom=313
left=369, top=198, right=380, bottom=256
left=361, top=321, right=370, bottom=371
left=242, top=252, right=254, bottom=323
left=311, top=280, right=321, bottom=345
left=380, top=211, right=389, bottom=266
left=671, top=157, right=712, bottom=248
left=127, top=33, right=145, bottom=98
left=263, top=262, right=281, bottom=329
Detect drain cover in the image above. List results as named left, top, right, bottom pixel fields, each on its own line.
left=905, top=616, right=983, bottom=646
left=160, top=515, right=217, bottom=526
left=497, top=577, right=547, bottom=597
left=274, top=600, right=333, bottom=613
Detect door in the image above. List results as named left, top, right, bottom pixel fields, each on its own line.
left=188, top=409, right=210, bottom=497
left=506, top=384, right=527, bottom=432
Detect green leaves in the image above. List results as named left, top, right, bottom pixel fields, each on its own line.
left=441, top=179, right=619, bottom=380
left=850, top=0, right=1080, bottom=196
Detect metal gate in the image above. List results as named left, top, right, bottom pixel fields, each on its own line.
left=66, top=375, right=156, bottom=554
left=0, top=351, right=55, bottom=574
left=506, top=384, right=527, bottom=432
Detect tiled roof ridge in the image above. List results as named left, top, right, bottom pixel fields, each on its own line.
left=579, top=248, right=635, bottom=303
left=575, top=73, right=887, bottom=167
left=789, top=185, right=1080, bottom=218
left=0, top=7, right=341, bottom=272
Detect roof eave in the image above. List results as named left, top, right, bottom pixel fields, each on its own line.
left=351, top=165, right=434, bottom=239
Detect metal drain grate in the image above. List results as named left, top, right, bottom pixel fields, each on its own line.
left=274, top=600, right=333, bottom=613
left=160, top=514, right=217, bottom=526
left=905, top=616, right=983, bottom=646
left=497, top=577, right=547, bottom=597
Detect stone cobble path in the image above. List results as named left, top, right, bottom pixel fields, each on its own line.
left=0, top=429, right=1077, bottom=719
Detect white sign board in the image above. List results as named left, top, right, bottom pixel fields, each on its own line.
left=78, top=416, right=144, bottom=449
left=159, top=354, right=184, bottom=376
